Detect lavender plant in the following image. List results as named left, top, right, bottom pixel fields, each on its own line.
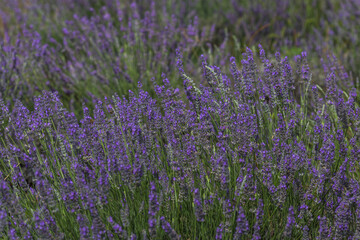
left=0, top=45, right=359, bottom=239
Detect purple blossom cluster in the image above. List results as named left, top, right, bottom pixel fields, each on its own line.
left=0, top=45, right=359, bottom=239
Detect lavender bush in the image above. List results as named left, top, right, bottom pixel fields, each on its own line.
left=0, top=45, right=359, bottom=239
left=0, top=0, right=359, bottom=117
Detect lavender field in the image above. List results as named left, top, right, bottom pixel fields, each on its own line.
left=0, top=0, right=359, bottom=239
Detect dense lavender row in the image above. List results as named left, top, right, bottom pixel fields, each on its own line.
left=0, top=47, right=359, bottom=239
left=0, top=0, right=359, bottom=239
left=0, top=0, right=359, bottom=117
